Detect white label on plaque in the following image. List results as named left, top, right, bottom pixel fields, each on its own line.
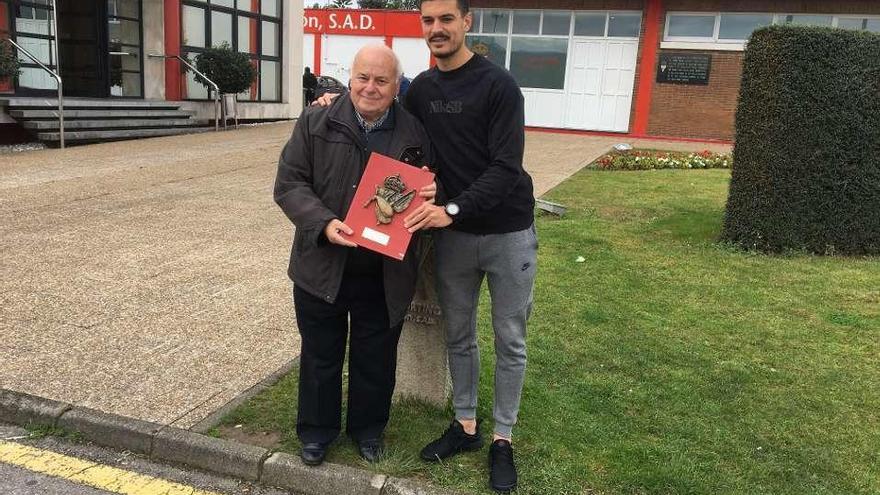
left=362, top=227, right=390, bottom=246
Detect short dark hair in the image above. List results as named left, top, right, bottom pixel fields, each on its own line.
left=419, top=0, right=469, bottom=15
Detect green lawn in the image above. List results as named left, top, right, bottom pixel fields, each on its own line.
left=218, top=168, right=880, bottom=495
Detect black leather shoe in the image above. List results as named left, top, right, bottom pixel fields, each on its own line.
left=357, top=438, right=384, bottom=463
left=420, top=419, right=483, bottom=462
left=489, top=439, right=517, bottom=493
left=300, top=442, right=328, bottom=466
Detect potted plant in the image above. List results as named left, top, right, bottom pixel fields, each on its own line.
left=194, top=42, right=257, bottom=125
left=0, top=40, right=21, bottom=93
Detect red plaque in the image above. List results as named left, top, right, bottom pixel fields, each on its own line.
left=343, top=152, right=434, bottom=261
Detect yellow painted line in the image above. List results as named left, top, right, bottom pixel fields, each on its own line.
left=0, top=440, right=224, bottom=495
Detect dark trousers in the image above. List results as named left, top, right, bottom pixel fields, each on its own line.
left=293, top=275, right=403, bottom=444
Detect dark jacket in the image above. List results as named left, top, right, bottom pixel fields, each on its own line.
left=274, top=96, right=432, bottom=325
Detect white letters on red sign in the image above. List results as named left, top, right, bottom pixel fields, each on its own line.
left=326, top=12, right=375, bottom=32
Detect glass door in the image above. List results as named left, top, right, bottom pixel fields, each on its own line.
left=57, top=0, right=105, bottom=97
left=106, top=0, right=143, bottom=97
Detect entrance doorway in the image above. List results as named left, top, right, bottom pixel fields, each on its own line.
left=57, top=0, right=106, bottom=97
left=11, top=0, right=143, bottom=98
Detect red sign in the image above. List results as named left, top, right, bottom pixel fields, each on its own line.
left=343, top=153, right=434, bottom=261
left=303, top=9, right=422, bottom=37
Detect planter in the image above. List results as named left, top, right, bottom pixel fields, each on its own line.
left=0, top=76, right=11, bottom=93
left=221, top=93, right=238, bottom=128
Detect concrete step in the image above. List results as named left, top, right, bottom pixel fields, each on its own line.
left=37, top=127, right=215, bottom=143
left=1, top=97, right=181, bottom=110
left=10, top=109, right=194, bottom=119
left=23, top=119, right=200, bottom=130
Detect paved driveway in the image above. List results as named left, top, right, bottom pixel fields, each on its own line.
left=0, top=122, right=730, bottom=428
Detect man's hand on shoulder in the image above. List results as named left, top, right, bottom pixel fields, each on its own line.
left=313, top=92, right=341, bottom=107
left=403, top=203, right=452, bottom=232
left=324, top=219, right=357, bottom=247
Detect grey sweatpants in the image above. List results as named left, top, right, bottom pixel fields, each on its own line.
left=434, top=225, right=537, bottom=438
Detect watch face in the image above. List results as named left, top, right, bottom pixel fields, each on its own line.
left=446, top=202, right=460, bottom=216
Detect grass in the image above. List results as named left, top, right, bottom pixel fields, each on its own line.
left=218, top=168, right=880, bottom=494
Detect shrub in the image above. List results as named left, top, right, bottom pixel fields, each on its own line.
left=588, top=149, right=731, bottom=171
left=0, top=40, right=21, bottom=79
left=194, top=42, right=257, bottom=94
left=721, top=26, right=880, bottom=255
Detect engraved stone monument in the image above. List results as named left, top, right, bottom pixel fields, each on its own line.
left=394, top=237, right=450, bottom=406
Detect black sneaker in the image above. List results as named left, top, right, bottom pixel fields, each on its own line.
left=420, top=419, right=483, bottom=462
left=489, top=439, right=517, bottom=493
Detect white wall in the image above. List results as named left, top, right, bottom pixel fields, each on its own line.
left=302, top=33, right=316, bottom=73
left=142, top=0, right=165, bottom=100
left=283, top=0, right=305, bottom=117
left=391, top=37, right=431, bottom=80
left=321, top=34, right=384, bottom=85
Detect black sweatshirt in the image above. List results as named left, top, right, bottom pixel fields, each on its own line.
left=405, top=54, right=535, bottom=235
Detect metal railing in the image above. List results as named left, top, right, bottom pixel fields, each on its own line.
left=3, top=38, right=65, bottom=148
left=148, top=54, right=219, bottom=131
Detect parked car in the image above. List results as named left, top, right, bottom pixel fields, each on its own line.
left=315, top=75, right=347, bottom=99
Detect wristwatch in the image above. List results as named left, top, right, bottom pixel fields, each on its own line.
left=444, top=202, right=460, bottom=217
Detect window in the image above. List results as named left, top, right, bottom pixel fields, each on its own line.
left=838, top=17, right=880, bottom=32
left=509, top=38, right=568, bottom=90
left=667, top=14, right=714, bottom=38
left=466, top=35, right=507, bottom=68
left=181, top=0, right=282, bottom=102
left=512, top=11, right=539, bottom=35
left=12, top=0, right=58, bottom=90
left=482, top=10, right=509, bottom=34
left=663, top=12, right=879, bottom=50
left=574, top=13, right=605, bottom=36
left=719, top=14, right=773, bottom=40
left=784, top=15, right=832, bottom=27
left=542, top=11, right=571, bottom=36
left=607, top=13, right=641, bottom=37
left=211, top=11, right=233, bottom=46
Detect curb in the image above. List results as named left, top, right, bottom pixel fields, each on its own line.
left=0, top=388, right=462, bottom=495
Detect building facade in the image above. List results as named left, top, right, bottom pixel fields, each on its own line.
left=1, top=0, right=304, bottom=122
left=303, top=1, right=880, bottom=141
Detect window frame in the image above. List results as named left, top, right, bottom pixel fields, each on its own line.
left=662, top=12, right=880, bottom=51
left=180, top=0, right=282, bottom=103
left=467, top=9, right=641, bottom=92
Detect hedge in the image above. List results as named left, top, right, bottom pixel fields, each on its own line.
left=721, top=25, right=880, bottom=255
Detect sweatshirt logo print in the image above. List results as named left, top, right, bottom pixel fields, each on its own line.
left=429, top=100, right=463, bottom=114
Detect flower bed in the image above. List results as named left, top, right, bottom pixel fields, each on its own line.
left=589, top=149, right=731, bottom=171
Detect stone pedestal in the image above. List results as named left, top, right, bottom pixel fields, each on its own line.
left=394, top=239, right=450, bottom=406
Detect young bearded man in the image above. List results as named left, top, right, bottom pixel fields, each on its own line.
left=402, top=0, right=537, bottom=492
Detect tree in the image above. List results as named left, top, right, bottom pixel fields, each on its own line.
left=329, top=0, right=351, bottom=7
left=358, top=0, right=419, bottom=8
left=0, top=40, right=21, bottom=79
left=193, top=43, right=257, bottom=94
left=388, top=0, right=419, bottom=9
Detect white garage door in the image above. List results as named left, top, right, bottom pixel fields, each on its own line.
left=563, top=39, right=638, bottom=132
left=392, top=38, right=431, bottom=80
left=322, top=34, right=385, bottom=85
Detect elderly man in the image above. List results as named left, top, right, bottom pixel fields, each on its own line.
left=274, top=44, right=434, bottom=466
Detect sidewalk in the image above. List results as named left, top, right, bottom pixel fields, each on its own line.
left=0, top=123, right=731, bottom=430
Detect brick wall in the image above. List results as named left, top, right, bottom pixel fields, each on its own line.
left=650, top=1, right=880, bottom=140
left=647, top=50, right=742, bottom=140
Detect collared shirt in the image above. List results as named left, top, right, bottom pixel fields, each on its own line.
left=355, top=108, right=391, bottom=135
